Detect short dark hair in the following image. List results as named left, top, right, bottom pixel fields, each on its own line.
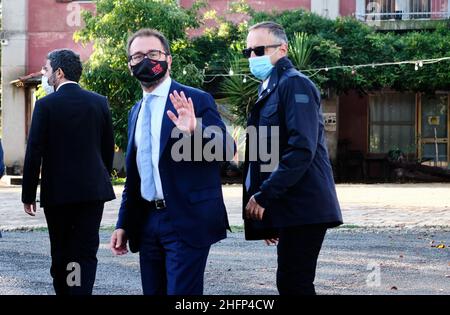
left=249, top=21, right=288, bottom=44
left=126, top=28, right=171, bottom=57
left=47, top=49, right=83, bottom=82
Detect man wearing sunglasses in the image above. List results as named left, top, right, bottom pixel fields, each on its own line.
left=242, top=21, right=343, bottom=295
left=110, top=29, right=234, bottom=295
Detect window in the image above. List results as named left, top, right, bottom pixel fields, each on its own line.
left=365, top=0, right=433, bottom=20
left=409, top=0, right=432, bottom=19
left=419, top=94, right=448, bottom=167
left=369, top=93, right=416, bottom=154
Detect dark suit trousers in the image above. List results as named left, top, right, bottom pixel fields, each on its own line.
left=139, top=205, right=210, bottom=295
left=44, top=201, right=104, bottom=295
left=276, top=224, right=328, bottom=295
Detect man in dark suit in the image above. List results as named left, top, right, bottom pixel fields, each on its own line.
left=242, top=22, right=343, bottom=295
left=22, top=49, right=116, bottom=295
left=0, top=138, right=3, bottom=238
left=0, top=138, right=4, bottom=179
left=110, top=29, right=235, bottom=295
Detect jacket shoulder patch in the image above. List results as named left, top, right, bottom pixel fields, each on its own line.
left=295, top=93, right=310, bottom=104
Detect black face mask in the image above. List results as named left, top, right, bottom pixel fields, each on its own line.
left=131, top=58, right=168, bottom=85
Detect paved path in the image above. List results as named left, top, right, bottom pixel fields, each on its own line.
left=0, top=228, right=448, bottom=295
left=1, top=184, right=449, bottom=230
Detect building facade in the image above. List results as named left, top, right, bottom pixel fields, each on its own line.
left=1, top=0, right=95, bottom=175
left=1, top=0, right=449, bottom=180
left=338, top=1, right=450, bottom=181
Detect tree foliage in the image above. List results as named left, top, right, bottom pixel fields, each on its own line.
left=75, top=1, right=450, bottom=146
left=249, top=9, right=450, bottom=93
left=74, top=0, right=204, bottom=150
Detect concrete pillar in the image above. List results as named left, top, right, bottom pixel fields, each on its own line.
left=447, top=0, right=450, bottom=18
left=311, top=0, right=341, bottom=20
left=356, top=0, right=366, bottom=20
left=1, top=0, right=28, bottom=173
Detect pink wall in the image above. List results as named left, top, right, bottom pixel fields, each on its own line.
left=27, top=0, right=312, bottom=73
left=28, top=0, right=364, bottom=73
left=180, top=0, right=310, bottom=12
left=180, top=0, right=311, bottom=37
left=340, top=0, right=356, bottom=17
left=431, top=0, right=448, bottom=19
left=27, top=0, right=95, bottom=73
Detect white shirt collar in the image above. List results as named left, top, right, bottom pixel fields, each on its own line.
left=143, top=76, right=172, bottom=99
left=262, top=76, right=270, bottom=91
left=56, top=81, right=78, bottom=92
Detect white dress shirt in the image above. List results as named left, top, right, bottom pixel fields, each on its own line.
left=245, top=76, right=271, bottom=192
left=56, top=81, right=78, bottom=91
left=262, top=76, right=270, bottom=91
left=135, top=77, right=172, bottom=200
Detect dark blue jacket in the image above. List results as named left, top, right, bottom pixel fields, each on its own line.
left=22, top=84, right=116, bottom=207
left=116, top=80, right=235, bottom=252
left=243, top=57, right=343, bottom=240
left=0, top=139, right=4, bottom=178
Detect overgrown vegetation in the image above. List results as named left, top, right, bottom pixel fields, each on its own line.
left=74, top=0, right=450, bottom=145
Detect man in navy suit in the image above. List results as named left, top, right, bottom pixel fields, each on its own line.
left=0, top=138, right=3, bottom=239
left=22, top=49, right=116, bottom=295
left=0, top=138, right=4, bottom=179
left=110, top=29, right=235, bottom=295
left=242, top=22, right=343, bottom=295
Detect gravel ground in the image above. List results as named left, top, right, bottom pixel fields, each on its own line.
left=2, top=184, right=449, bottom=231
left=0, top=228, right=448, bottom=295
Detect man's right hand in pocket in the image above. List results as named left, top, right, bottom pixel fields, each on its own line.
left=264, top=238, right=279, bottom=246
left=110, top=229, right=129, bottom=255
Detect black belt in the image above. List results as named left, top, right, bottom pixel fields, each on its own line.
left=144, top=199, right=167, bottom=210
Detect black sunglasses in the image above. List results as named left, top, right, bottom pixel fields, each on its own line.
left=242, top=44, right=281, bottom=58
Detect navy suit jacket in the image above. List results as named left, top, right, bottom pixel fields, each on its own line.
left=22, top=83, right=116, bottom=207
left=0, top=139, right=4, bottom=178
left=243, top=57, right=343, bottom=240
left=116, top=80, right=235, bottom=252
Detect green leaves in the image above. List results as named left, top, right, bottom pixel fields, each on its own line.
left=75, top=0, right=205, bottom=151
left=74, top=1, right=450, bottom=148
left=249, top=10, right=450, bottom=94
left=289, top=32, right=313, bottom=70
left=219, top=56, right=258, bottom=127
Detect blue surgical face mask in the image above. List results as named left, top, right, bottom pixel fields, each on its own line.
left=249, top=55, right=273, bottom=81
left=248, top=48, right=278, bottom=81
left=41, top=70, right=58, bottom=95
left=41, top=75, right=55, bottom=95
